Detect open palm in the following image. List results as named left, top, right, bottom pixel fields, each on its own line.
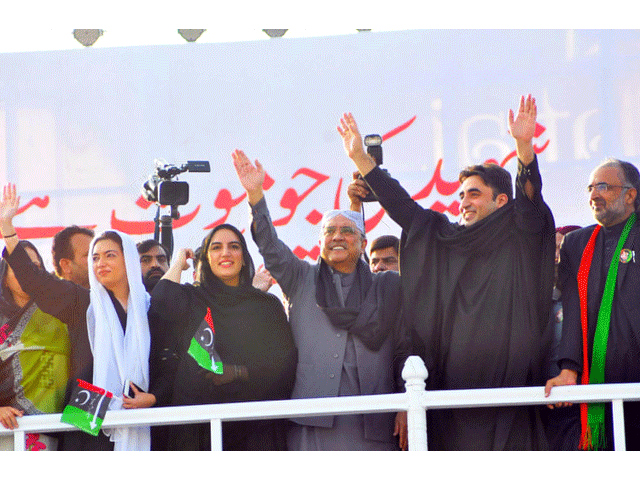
left=337, top=112, right=365, bottom=159
left=232, top=149, right=265, bottom=193
left=508, top=94, right=537, bottom=143
left=0, top=184, right=20, bottom=224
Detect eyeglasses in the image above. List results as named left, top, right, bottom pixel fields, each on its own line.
left=586, top=183, right=632, bottom=194
left=322, top=226, right=358, bottom=237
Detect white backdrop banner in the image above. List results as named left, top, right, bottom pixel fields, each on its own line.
left=1, top=29, right=640, bottom=273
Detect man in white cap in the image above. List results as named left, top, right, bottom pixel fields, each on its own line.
left=233, top=149, right=410, bottom=451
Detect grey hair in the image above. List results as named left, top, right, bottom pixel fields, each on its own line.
left=599, top=158, right=640, bottom=211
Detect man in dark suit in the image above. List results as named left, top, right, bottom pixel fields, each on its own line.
left=545, top=158, right=640, bottom=450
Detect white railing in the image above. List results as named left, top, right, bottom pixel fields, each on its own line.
left=3, top=355, right=640, bottom=451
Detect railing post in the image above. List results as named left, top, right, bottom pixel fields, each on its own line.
left=612, top=400, right=626, bottom=451
left=210, top=418, right=223, bottom=451
left=13, top=430, right=25, bottom=451
left=402, top=355, right=429, bottom=451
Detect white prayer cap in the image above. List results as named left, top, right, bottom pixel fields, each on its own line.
left=320, top=210, right=366, bottom=236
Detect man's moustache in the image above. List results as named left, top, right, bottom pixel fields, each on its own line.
left=144, top=267, right=165, bottom=280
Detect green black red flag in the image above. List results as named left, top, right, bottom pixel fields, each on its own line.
left=61, top=379, right=113, bottom=436
left=187, top=307, right=224, bottom=374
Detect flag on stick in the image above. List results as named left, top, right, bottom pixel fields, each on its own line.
left=187, top=307, right=224, bottom=374
left=61, top=379, right=113, bottom=436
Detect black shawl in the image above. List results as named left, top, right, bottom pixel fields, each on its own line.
left=399, top=185, right=555, bottom=450
left=364, top=160, right=555, bottom=449
left=153, top=224, right=297, bottom=408
left=402, top=199, right=555, bottom=388
left=315, top=257, right=400, bottom=351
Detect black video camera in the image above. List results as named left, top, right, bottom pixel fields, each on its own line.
left=360, top=134, right=383, bottom=202
left=142, top=160, right=211, bottom=206
left=142, top=159, right=211, bottom=261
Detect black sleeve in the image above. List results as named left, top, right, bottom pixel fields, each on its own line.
left=147, top=308, right=179, bottom=406
left=249, top=196, right=310, bottom=299
left=148, top=279, right=193, bottom=405
left=149, top=279, right=193, bottom=322
left=392, top=309, right=413, bottom=393
left=244, top=298, right=297, bottom=401
left=2, top=243, right=88, bottom=325
left=363, top=166, right=432, bottom=232
left=514, top=155, right=550, bottom=234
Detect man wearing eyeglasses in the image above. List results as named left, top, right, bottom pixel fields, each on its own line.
left=545, top=159, right=640, bottom=450
left=338, top=95, right=556, bottom=450
left=232, top=149, right=411, bottom=451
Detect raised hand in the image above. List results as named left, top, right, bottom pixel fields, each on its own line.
left=252, top=264, right=275, bottom=292
left=508, top=94, right=536, bottom=166
left=0, top=183, right=20, bottom=228
left=161, top=247, right=194, bottom=283
left=337, top=113, right=377, bottom=176
left=337, top=113, right=366, bottom=158
left=232, top=149, right=265, bottom=204
left=508, top=94, right=537, bottom=143
left=175, top=248, right=195, bottom=271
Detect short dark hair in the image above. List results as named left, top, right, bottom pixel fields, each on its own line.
left=458, top=163, right=513, bottom=201
left=51, top=226, right=94, bottom=276
left=601, top=158, right=640, bottom=211
left=136, top=239, right=168, bottom=257
left=369, top=235, right=399, bottom=256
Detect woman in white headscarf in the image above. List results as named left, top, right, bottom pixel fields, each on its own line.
left=0, top=184, right=155, bottom=451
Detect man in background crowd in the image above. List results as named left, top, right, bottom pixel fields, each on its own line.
left=137, top=239, right=170, bottom=293
left=368, top=235, right=399, bottom=273
left=51, top=226, right=94, bottom=289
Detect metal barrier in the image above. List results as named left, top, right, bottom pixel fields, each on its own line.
left=3, top=356, right=640, bottom=451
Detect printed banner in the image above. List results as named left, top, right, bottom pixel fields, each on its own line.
left=1, top=30, right=640, bottom=280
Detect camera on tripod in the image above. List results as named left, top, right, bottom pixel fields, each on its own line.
left=142, top=160, right=211, bottom=207
left=141, top=159, right=210, bottom=260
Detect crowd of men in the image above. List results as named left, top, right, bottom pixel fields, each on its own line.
left=3, top=94, right=640, bottom=451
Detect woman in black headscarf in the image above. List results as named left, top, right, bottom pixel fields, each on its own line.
left=0, top=240, right=70, bottom=450
left=150, top=224, right=297, bottom=451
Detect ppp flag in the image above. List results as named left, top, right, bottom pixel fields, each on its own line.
left=187, top=307, right=224, bottom=374
left=61, top=379, right=113, bottom=436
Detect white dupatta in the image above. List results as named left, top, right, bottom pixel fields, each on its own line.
left=86, top=231, right=151, bottom=451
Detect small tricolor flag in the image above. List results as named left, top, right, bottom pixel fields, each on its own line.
left=61, top=379, right=113, bottom=436
left=187, top=307, right=224, bottom=374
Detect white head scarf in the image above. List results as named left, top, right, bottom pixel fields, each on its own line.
left=320, top=210, right=366, bottom=236
left=86, top=230, right=151, bottom=451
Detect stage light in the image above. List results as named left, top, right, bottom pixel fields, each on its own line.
left=263, top=30, right=287, bottom=38
left=72, top=29, right=103, bottom=47
left=178, top=29, right=206, bottom=42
